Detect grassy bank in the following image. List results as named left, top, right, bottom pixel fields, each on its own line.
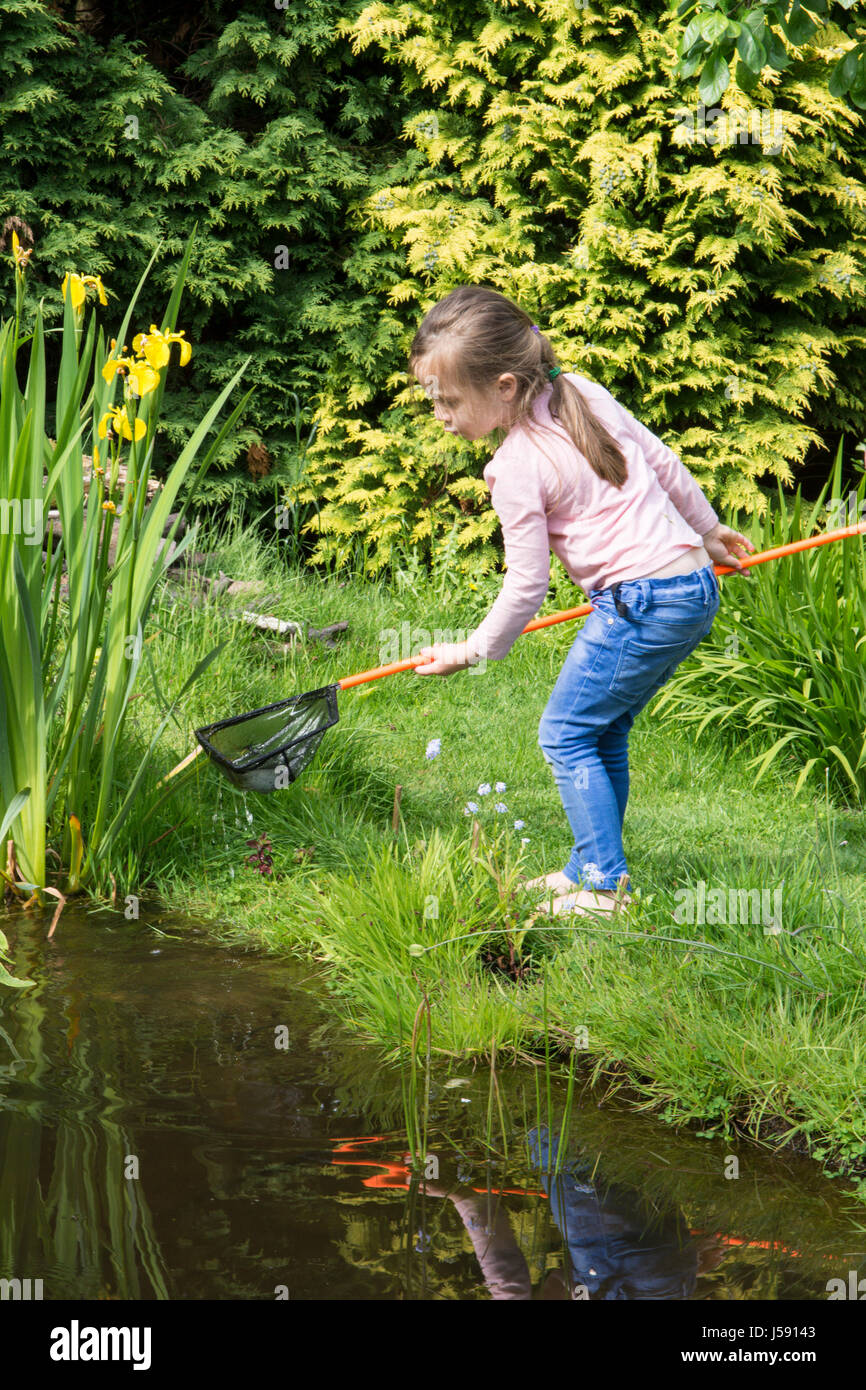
left=101, top=522, right=866, bottom=1185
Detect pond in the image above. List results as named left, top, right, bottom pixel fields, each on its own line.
left=0, top=908, right=864, bottom=1301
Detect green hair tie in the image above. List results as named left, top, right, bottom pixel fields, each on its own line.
left=549, top=366, right=562, bottom=380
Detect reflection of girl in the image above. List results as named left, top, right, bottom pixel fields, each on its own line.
left=528, top=1127, right=707, bottom=1300
left=410, top=287, right=752, bottom=916
left=419, top=1127, right=725, bottom=1300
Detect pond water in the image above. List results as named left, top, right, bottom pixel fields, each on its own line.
left=0, top=908, right=864, bottom=1301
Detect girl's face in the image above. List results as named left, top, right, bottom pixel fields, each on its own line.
left=414, top=356, right=518, bottom=442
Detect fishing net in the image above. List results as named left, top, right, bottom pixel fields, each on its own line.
left=195, top=685, right=339, bottom=792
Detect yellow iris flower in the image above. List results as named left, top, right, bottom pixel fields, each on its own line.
left=62, top=272, right=108, bottom=310
left=101, top=353, right=160, bottom=398
left=132, top=324, right=192, bottom=369
left=11, top=230, right=32, bottom=272
left=98, top=405, right=146, bottom=443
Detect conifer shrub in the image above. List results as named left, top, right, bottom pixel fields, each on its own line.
left=302, top=0, right=866, bottom=573
left=1, top=1, right=864, bottom=575
left=0, top=0, right=413, bottom=520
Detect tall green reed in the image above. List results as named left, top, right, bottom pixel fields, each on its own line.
left=0, top=227, right=252, bottom=902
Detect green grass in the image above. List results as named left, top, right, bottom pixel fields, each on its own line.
left=83, top=520, right=866, bottom=1184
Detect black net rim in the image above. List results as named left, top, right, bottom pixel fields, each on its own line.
left=195, top=683, right=340, bottom=773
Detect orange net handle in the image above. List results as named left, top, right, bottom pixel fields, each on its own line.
left=337, top=520, right=866, bottom=691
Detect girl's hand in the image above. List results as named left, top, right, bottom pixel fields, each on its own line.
left=414, top=641, right=472, bottom=676
left=702, top=523, right=755, bottom=573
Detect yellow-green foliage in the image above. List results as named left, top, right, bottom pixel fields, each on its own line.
left=302, top=0, right=866, bottom=576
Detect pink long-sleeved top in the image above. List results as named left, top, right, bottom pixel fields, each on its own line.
left=464, top=373, right=719, bottom=663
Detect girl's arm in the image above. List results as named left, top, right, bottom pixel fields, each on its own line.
left=416, top=455, right=551, bottom=675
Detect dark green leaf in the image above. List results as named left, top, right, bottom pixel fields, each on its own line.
left=698, top=12, right=730, bottom=44
left=678, top=50, right=705, bottom=80
left=849, top=65, right=866, bottom=109
left=765, top=31, right=792, bottom=70
left=779, top=1, right=817, bottom=46
left=742, top=8, right=768, bottom=41
left=737, top=26, right=766, bottom=73
left=829, top=46, right=862, bottom=98
left=682, top=17, right=702, bottom=52
left=699, top=51, right=731, bottom=105
left=735, top=58, right=761, bottom=92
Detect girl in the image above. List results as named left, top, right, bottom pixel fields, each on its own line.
left=411, top=286, right=753, bottom=917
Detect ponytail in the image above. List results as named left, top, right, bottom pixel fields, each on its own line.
left=546, top=372, right=628, bottom=488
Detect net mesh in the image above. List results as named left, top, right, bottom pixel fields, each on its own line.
left=195, top=686, right=339, bottom=792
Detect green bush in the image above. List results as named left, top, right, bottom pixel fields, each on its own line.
left=303, top=0, right=866, bottom=573
left=2, top=2, right=864, bottom=575
left=0, top=0, right=414, bottom=517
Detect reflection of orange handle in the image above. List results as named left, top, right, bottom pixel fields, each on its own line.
left=331, top=1139, right=851, bottom=1258
left=690, top=1229, right=800, bottom=1258
left=337, top=519, right=866, bottom=691
left=330, top=1137, right=548, bottom=1194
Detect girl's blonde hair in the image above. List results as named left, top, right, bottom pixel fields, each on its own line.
left=409, top=285, right=629, bottom=505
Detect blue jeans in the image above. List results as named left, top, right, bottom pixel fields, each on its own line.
left=528, top=1128, right=699, bottom=1300
left=537, top=563, right=720, bottom=892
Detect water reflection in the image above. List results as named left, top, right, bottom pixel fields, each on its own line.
left=328, top=1128, right=860, bottom=1301
left=441, top=1128, right=719, bottom=1300
left=0, top=910, right=863, bottom=1301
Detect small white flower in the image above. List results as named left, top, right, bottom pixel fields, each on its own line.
left=425, top=738, right=441, bottom=759
left=581, top=861, right=606, bottom=886
left=245, top=809, right=254, bottom=825
left=494, top=802, right=508, bottom=813
left=521, top=837, right=530, bottom=845
left=464, top=801, right=480, bottom=815
left=477, top=783, right=491, bottom=795
left=495, top=781, right=506, bottom=792
left=514, top=820, right=525, bottom=830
